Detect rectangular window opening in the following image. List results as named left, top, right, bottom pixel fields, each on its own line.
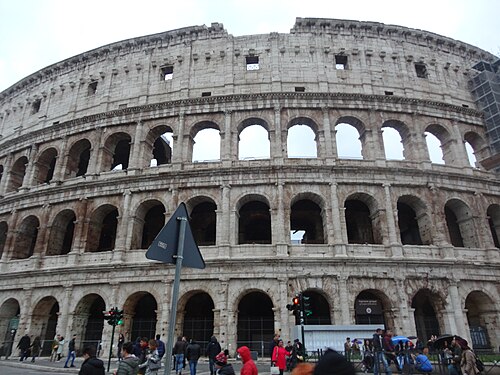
left=161, top=66, right=174, bottom=81
left=246, top=56, right=259, bottom=71
left=201, top=92, right=211, bottom=97
left=88, top=81, right=98, bottom=96
left=335, top=55, right=348, bottom=70
left=295, top=87, right=305, bottom=92
left=415, top=63, right=428, bottom=78
left=31, top=99, right=41, bottom=114
left=385, top=91, right=394, bottom=95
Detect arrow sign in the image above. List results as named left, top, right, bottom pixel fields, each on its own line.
left=146, top=202, right=205, bottom=269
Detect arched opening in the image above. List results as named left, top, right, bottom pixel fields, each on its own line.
left=487, top=204, right=500, bottom=248
left=238, top=123, right=270, bottom=160
left=354, top=291, right=388, bottom=326
left=397, top=202, right=423, bottom=245
left=35, top=148, right=58, bottom=184
left=287, top=124, right=317, bottom=158
left=46, top=210, right=76, bottom=256
left=86, top=205, right=118, bottom=252
left=146, top=126, right=173, bottom=167
left=290, top=199, right=325, bottom=244
left=31, top=297, right=59, bottom=355
left=238, top=200, right=271, bottom=244
left=0, top=298, right=20, bottom=359
left=192, top=128, right=221, bottom=162
left=139, top=203, right=166, bottom=250
left=73, top=294, right=106, bottom=350
left=302, top=290, right=331, bottom=325
left=189, top=200, right=217, bottom=246
left=66, top=139, right=91, bottom=178
left=464, top=132, right=488, bottom=169
left=444, top=200, right=478, bottom=248
left=465, top=291, right=495, bottom=350
left=465, top=142, right=477, bottom=168
left=411, top=289, right=442, bottom=342
left=12, top=215, right=39, bottom=259
left=7, top=156, right=28, bottom=192
left=102, top=133, right=131, bottom=171
left=237, top=291, right=274, bottom=357
left=183, top=292, right=215, bottom=346
left=382, top=127, right=404, bottom=160
left=425, top=132, right=445, bottom=164
left=0, top=221, right=8, bottom=259
left=128, top=293, right=158, bottom=341
left=345, top=196, right=381, bottom=244
left=335, top=123, right=362, bottom=159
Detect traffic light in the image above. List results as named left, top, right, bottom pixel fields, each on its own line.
left=115, top=309, right=124, bottom=325
left=286, top=295, right=301, bottom=325
left=103, top=307, right=124, bottom=326
left=302, top=294, right=312, bottom=317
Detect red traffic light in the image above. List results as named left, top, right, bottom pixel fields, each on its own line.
left=293, top=296, right=300, bottom=305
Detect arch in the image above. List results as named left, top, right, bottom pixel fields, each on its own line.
left=191, top=125, right=221, bottom=162
left=0, top=298, right=21, bottom=359
left=65, top=139, right=91, bottom=178
left=7, top=156, right=28, bottom=192
left=182, top=291, right=215, bottom=345
left=12, top=215, right=39, bottom=259
left=355, top=289, right=393, bottom=327
left=335, top=123, right=362, bottom=159
left=34, top=147, right=58, bottom=184
left=238, top=118, right=270, bottom=160
left=73, top=294, right=106, bottom=349
left=0, top=221, right=7, bottom=259
left=381, top=126, right=404, bottom=160
left=444, top=199, right=478, bottom=248
left=102, top=132, right=132, bottom=171
left=302, top=289, right=331, bottom=325
left=464, top=131, right=487, bottom=168
left=86, top=205, right=119, bottom=252
left=132, top=200, right=166, bottom=250
left=31, top=296, right=59, bottom=355
left=145, top=125, right=174, bottom=167
left=124, top=292, right=158, bottom=341
left=397, top=195, right=433, bottom=245
left=424, top=124, right=452, bottom=164
left=487, top=204, right=500, bottom=248
left=411, top=289, right=444, bottom=341
left=236, top=290, right=274, bottom=357
left=290, top=195, right=325, bottom=244
left=187, top=197, right=217, bottom=246
left=46, top=209, right=76, bottom=256
left=287, top=117, right=318, bottom=158
left=238, top=196, right=272, bottom=244
left=344, top=193, right=382, bottom=244
left=382, top=120, right=411, bottom=160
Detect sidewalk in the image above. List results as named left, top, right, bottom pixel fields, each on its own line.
left=1, top=356, right=87, bottom=373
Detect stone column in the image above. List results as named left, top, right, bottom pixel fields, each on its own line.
left=52, top=136, right=68, bottom=183
left=0, top=152, right=13, bottom=196
left=88, top=127, right=104, bottom=175
left=322, top=107, right=335, bottom=160
left=114, top=190, right=132, bottom=258
left=383, top=184, right=402, bottom=257
left=56, top=286, right=74, bottom=337
left=394, top=278, right=415, bottom=335
left=330, top=183, right=346, bottom=244
left=17, top=288, right=33, bottom=336
left=218, top=278, right=230, bottom=349
left=451, top=121, right=469, bottom=168
left=218, top=185, right=231, bottom=247
left=271, top=107, right=284, bottom=164
left=172, top=113, right=185, bottom=167
left=275, top=182, right=288, bottom=256
left=157, top=280, right=172, bottom=338
left=337, top=276, right=351, bottom=325
left=128, top=120, right=145, bottom=170
left=221, top=111, right=232, bottom=166
left=22, top=144, right=39, bottom=190
left=448, top=282, right=469, bottom=340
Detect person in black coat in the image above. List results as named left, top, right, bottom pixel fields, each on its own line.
left=186, top=339, right=202, bottom=375
left=205, top=336, right=222, bottom=375
left=16, top=334, right=31, bottom=361
left=79, top=346, right=105, bottom=375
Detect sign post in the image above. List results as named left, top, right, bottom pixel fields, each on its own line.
left=145, top=203, right=205, bottom=375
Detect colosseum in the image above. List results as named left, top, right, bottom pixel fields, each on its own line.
left=0, top=18, right=498, bottom=357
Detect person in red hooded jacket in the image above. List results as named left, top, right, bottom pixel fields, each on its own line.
left=237, top=346, right=258, bottom=375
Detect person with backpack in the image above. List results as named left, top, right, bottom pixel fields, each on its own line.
left=461, top=345, right=480, bottom=375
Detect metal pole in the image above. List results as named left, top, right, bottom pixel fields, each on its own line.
left=107, top=314, right=116, bottom=373
left=163, top=217, right=187, bottom=375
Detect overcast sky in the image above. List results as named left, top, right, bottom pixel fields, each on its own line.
left=0, top=0, right=499, bottom=92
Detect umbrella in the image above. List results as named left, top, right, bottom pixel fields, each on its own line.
left=391, top=336, right=410, bottom=344
left=351, top=339, right=363, bottom=344
left=433, top=335, right=468, bottom=350
left=407, top=336, right=418, bottom=340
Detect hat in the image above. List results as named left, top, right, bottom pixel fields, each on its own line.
left=313, top=349, right=355, bottom=375
left=215, top=352, right=227, bottom=366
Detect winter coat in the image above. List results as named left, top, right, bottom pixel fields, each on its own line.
left=461, top=349, right=479, bottom=375
left=57, top=338, right=65, bottom=355
left=237, top=346, right=258, bottom=375
left=116, top=355, right=141, bottom=375
left=186, top=341, right=202, bottom=361
left=139, top=349, right=161, bottom=375
left=78, top=356, right=105, bottom=375
left=173, top=339, right=187, bottom=355
left=206, top=336, right=222, bottom=360
left=17, top=335, right=31, bottom=350
left=415, top=354, right=433, bottom=372
left=272, top=346, right=290, bottom=370
left=218, top=363, right=236, bottom=375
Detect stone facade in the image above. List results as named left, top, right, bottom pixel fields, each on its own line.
left=0, top=18, right=498, bottom=356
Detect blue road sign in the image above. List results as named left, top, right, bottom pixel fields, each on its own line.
left=145, top=202, right=205, bottom=269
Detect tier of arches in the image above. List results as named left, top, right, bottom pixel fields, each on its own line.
left=0, top=111, right=490, bottom=196
left=0, top=191, right=498, bottom=261
left=1, top=285, right=497, bottom=356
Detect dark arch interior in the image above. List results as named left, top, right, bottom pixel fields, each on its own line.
left=238, top=201, right=271, bottom=244
left=183, top=293, right=215, bottom=346
left=190, top=201, right=216, bottom=246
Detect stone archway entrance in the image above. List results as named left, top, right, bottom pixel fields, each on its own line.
left=0, top=298, right=20, bottom=358
left=465, top=291, right=496, bottom=350
left=127, top=293, right=158, bottom=341
left=183, top=292, right=215, bottom=347
left=236, top=291, right=274, bottom=357
left=73, top=294, right=106, bottom=350
left=412, top=289, right=443, bottom=341
left=31, top=297, right=59, bottom=355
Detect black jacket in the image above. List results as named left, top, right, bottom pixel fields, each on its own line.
left=186, top=341, right=202, bottom=361
left=79, top=356, right=105, bottom=375
left=206, top=336, right=221, bottom=360
left=218, top=363, right=236, bottom=375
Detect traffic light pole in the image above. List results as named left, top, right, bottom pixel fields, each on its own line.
left=107, top=316, right=116, bottom=373
left=163, top=216, right=187, bottom=375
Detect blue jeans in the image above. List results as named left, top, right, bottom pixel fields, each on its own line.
left=374, top=352, right=392, bottom=375
left=175, top=353, right=184, bottom=373
left=189, top=359, right=198, bottom=375
left=64, top=350, right=75, bottom=367
left=209, top=358, right=216, bottom=375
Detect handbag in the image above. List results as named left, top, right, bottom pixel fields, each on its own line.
left=270, top=366, right=280, bottom=374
